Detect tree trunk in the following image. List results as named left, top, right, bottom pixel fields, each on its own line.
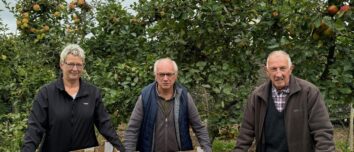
left=349, top=103, right=353, bottom=150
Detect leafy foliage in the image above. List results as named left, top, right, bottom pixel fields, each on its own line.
left=0, top=112, right=28, bottom=152
left=0, top=0, right=353, bottom=151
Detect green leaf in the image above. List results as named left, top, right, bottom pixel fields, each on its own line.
left=335, top=19, right=345, bottom=31
left=280, top=36, right=289, bottom=45
left=1, top=55, right=6, bottom=60
left=338, top=88, right=352, bottom=94
left=267, top=43, right=279, bottom=49
left=202, top=84, right=211, bottom=88
left=212, top=87, right=221, bottom=93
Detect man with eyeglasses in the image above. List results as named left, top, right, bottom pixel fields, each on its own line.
left=124, top=57, right=212, bottom=152
left=21, top=44, right=125, bottom=152
left=234, top=50, right=335, bottom=152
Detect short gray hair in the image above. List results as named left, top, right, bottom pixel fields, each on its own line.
left=60, top=44, right=85, bottom=64
left=153, top=57, right=178, bottom=75
left=266, top=50, right=292, bottom=68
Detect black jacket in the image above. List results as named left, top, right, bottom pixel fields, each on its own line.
left=22, top=78, right=125, bottom=152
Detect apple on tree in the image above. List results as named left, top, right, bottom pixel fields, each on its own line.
left=340, top=5, right=350, bottom=12
left=33, top=4, right=40, bottom=11
left=327, top=5, right=338, bottom=16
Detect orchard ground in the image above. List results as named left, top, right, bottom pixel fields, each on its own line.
left=86, top=124, right=352, bottom=152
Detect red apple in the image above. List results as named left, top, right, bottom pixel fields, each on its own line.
left=340, top=5, right=350, bottom=12
left=327, top=5, right=338, bottom=16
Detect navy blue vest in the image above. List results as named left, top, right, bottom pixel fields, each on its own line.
left=137, top=82, right=193, bottom=152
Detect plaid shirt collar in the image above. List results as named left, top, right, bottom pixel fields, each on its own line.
left=271, top=86, right=290, bottom=112
left=272, top=86, right=290, bottom=95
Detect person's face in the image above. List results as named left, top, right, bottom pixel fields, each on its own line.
left=155, top=60, right=177, bottom=92
left=60, top=54, right=84, bottom=82
left=265, top=54, right=293, bottom=90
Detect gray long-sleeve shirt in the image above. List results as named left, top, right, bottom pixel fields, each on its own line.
left=124, top=91, right=212, bottom=152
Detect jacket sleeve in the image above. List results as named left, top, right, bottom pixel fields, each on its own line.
left=94, top=90, right=125, bottom=152
left=233, top=93, right=256, bottom=152
left=308, top=88, right=335, bottom=151
left=187, top=93, right=212, bottom=152
left=21, top=88, right=48, bottom=152
left=124, top=96, right=144, bottom=152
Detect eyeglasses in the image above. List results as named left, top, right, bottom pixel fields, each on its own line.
left=64, top=62, right=84, bottom=69
left=157, top=72, right=175, bottom=78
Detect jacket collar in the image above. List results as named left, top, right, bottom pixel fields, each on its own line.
left=256, top=75, right=301, bottom=102
left=55, top=77, right=89, bottom=98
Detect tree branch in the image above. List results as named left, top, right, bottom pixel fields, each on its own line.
left=320, top=36, right=336, bottom=80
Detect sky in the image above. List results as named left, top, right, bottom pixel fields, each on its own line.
left=0, top=0, right=137, bottom=34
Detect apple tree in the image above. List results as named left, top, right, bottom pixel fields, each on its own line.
left=84, top=0, right=155, bottom=124
left=126, top=0, right=353, bottom=141
left=0, top=0, right=96, bottom=150
left=128, top=0, right=266, bottom=141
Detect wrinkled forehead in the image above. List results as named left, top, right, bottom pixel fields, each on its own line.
left=267, top=54, right=289, bottom=66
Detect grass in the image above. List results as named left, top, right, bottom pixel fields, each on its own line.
left=212, top=138, right=235, bottom=152
left=334, top=127, right=351, bottom=152
left=93, top=125, right=353, bottom=152
left=210, top=127, right=353, bottom=152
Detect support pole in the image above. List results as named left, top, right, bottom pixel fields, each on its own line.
left=349, top=103, right=353, bottom=150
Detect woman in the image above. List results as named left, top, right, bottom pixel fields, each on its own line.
left=21, top=44, right=125, bottom=152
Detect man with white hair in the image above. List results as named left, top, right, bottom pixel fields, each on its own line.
left=234, top=50, right=335, bottom=152
left=124, top=57, right=212, bottom=152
